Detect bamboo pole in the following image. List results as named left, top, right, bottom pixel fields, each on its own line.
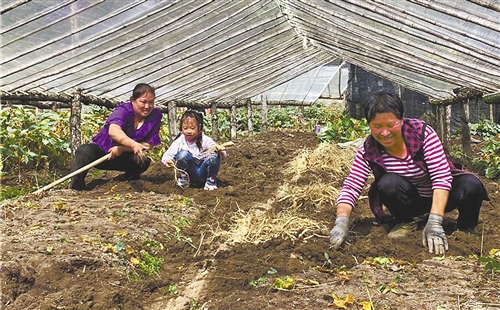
left=32, top=153, right=110, bottom=195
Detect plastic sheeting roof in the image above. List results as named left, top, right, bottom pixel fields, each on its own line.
left=251, top=62, right=347, bottom=103
left=1, top=0, right=499, bottom=106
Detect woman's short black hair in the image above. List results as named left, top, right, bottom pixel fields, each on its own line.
left=363, top=90, right=404, bottom=123
left=131, top=83, right=155, bottom=101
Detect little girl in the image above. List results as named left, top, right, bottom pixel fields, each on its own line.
left=161, top=110, right=227, bottom=190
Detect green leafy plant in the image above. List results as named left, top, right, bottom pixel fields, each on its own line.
left=323, top=252, right=332, bottom=266
left=143, top=240, right=163, bottom=249
left=0, top=107, right=71, bottom=172
left=249, top=276, right=266, bottom=287
left=189, top=299, right=200, bottom=310
left=273, top=276, right=295, bottom=290
left=316, top=110, right=369, bottom=143
left=478, top=249, right=500, bottom=279
left=473, top=136, right=500, bottom=179
left=136, top=249, right=163, bottom=276
left=167, top=216, right=194, bottom=244
left=164, top=284, right=178, bottom=295
left=469, top=119, right=500, bottom=139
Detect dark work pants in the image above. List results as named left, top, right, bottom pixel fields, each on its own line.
left=377, top=173, right=486, bottom=229
left=70, top=144, right=150, bottom=190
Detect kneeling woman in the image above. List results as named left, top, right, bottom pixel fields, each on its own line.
left=70, top=83, right=162, bottom=190
left=330, top=91, right=489, bottom=255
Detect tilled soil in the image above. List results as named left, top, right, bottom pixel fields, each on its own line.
left=1, top=130, right=499, bottom=310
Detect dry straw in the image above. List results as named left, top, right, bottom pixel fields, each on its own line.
left=209, top=141, right=357, bottom=245
left=283, top=142, right=356, bottom=186
left=276, top=182, right=340, bottom=211
left=210, top=203, right=326, bottom=245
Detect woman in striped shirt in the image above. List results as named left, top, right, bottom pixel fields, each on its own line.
left=330, top=91, right=489, bottom=255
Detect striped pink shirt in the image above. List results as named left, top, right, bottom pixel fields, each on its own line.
left=336, top=125, right=452, bottom=208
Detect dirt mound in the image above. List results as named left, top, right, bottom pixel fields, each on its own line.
left=1, top=131, right=499, bottom=309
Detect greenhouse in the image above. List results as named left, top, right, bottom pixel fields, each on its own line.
left=2, top=0, right=498, bottom=104
left=1, top=1, right=500, bottom=309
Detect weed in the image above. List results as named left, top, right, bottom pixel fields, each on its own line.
left=189, top=299, right=199, bottom=310
left=176, top=196, right=192, bottom=207
left=169, top=216, right=194, bottom=244
left=249, top=277, right=266, bottom=287
left=112, top=211, right=125, bottom=218
left=323, top=252, right=332, bottom=266
left=143, top=240, right=163, bottom=249
left=136, top=250, right=163, bottom=276
left=0, top=186, right=26, bottom=201
left=164, top=284, right=178, bottom=295
left=479, top=249, right=500, bottom=279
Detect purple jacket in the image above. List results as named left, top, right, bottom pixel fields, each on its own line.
left=92, top=102, right=162, bottom=152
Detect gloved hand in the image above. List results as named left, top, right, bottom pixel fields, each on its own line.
left=330, top=216, right=349, bottom=250
left=422, top=213, right=448, bottom=255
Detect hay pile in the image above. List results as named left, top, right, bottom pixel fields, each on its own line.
left=211, top=142, right=357, bottom=245
left=282, top=142, right=356, bottom=185
left=211, top=203, right=325, bottom=245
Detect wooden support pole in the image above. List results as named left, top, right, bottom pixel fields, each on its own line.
left=230, top=104, right=237, bottom=140
left=436, top=105, right=444, bottom=142
left=69, top=89, right=82, bottom=155
left=168, top=101, right=177, bottom=141
left=261, top=94, right=268, bottom=133
left=247, top=99, right=253, bottom=136
left=444, top=105, right=451, bottom=152
left=211, top=102, right=219, bottom=141
left=489, top=100, right=494, bottom=122
left=459, top=99, right=472, bottom=166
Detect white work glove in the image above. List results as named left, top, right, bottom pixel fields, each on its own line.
left=330, top=216, right=349, bottom=250
left=422, top=213, right=448, bottom=255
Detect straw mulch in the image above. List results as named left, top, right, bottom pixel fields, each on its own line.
left=210, top=142, right=358, bottom=245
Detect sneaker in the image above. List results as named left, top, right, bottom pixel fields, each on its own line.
left=203, top=181, right=217, bottom=191
left=177, top=173, right=189, bottom=188
left=177, top=179, right=189, bottom=188
left=387, top=221, right=417, bottom=238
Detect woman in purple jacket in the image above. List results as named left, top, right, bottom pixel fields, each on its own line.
left=70, top=83, right=162, bottom=190
left=330, top=91, right=489, bottom=255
